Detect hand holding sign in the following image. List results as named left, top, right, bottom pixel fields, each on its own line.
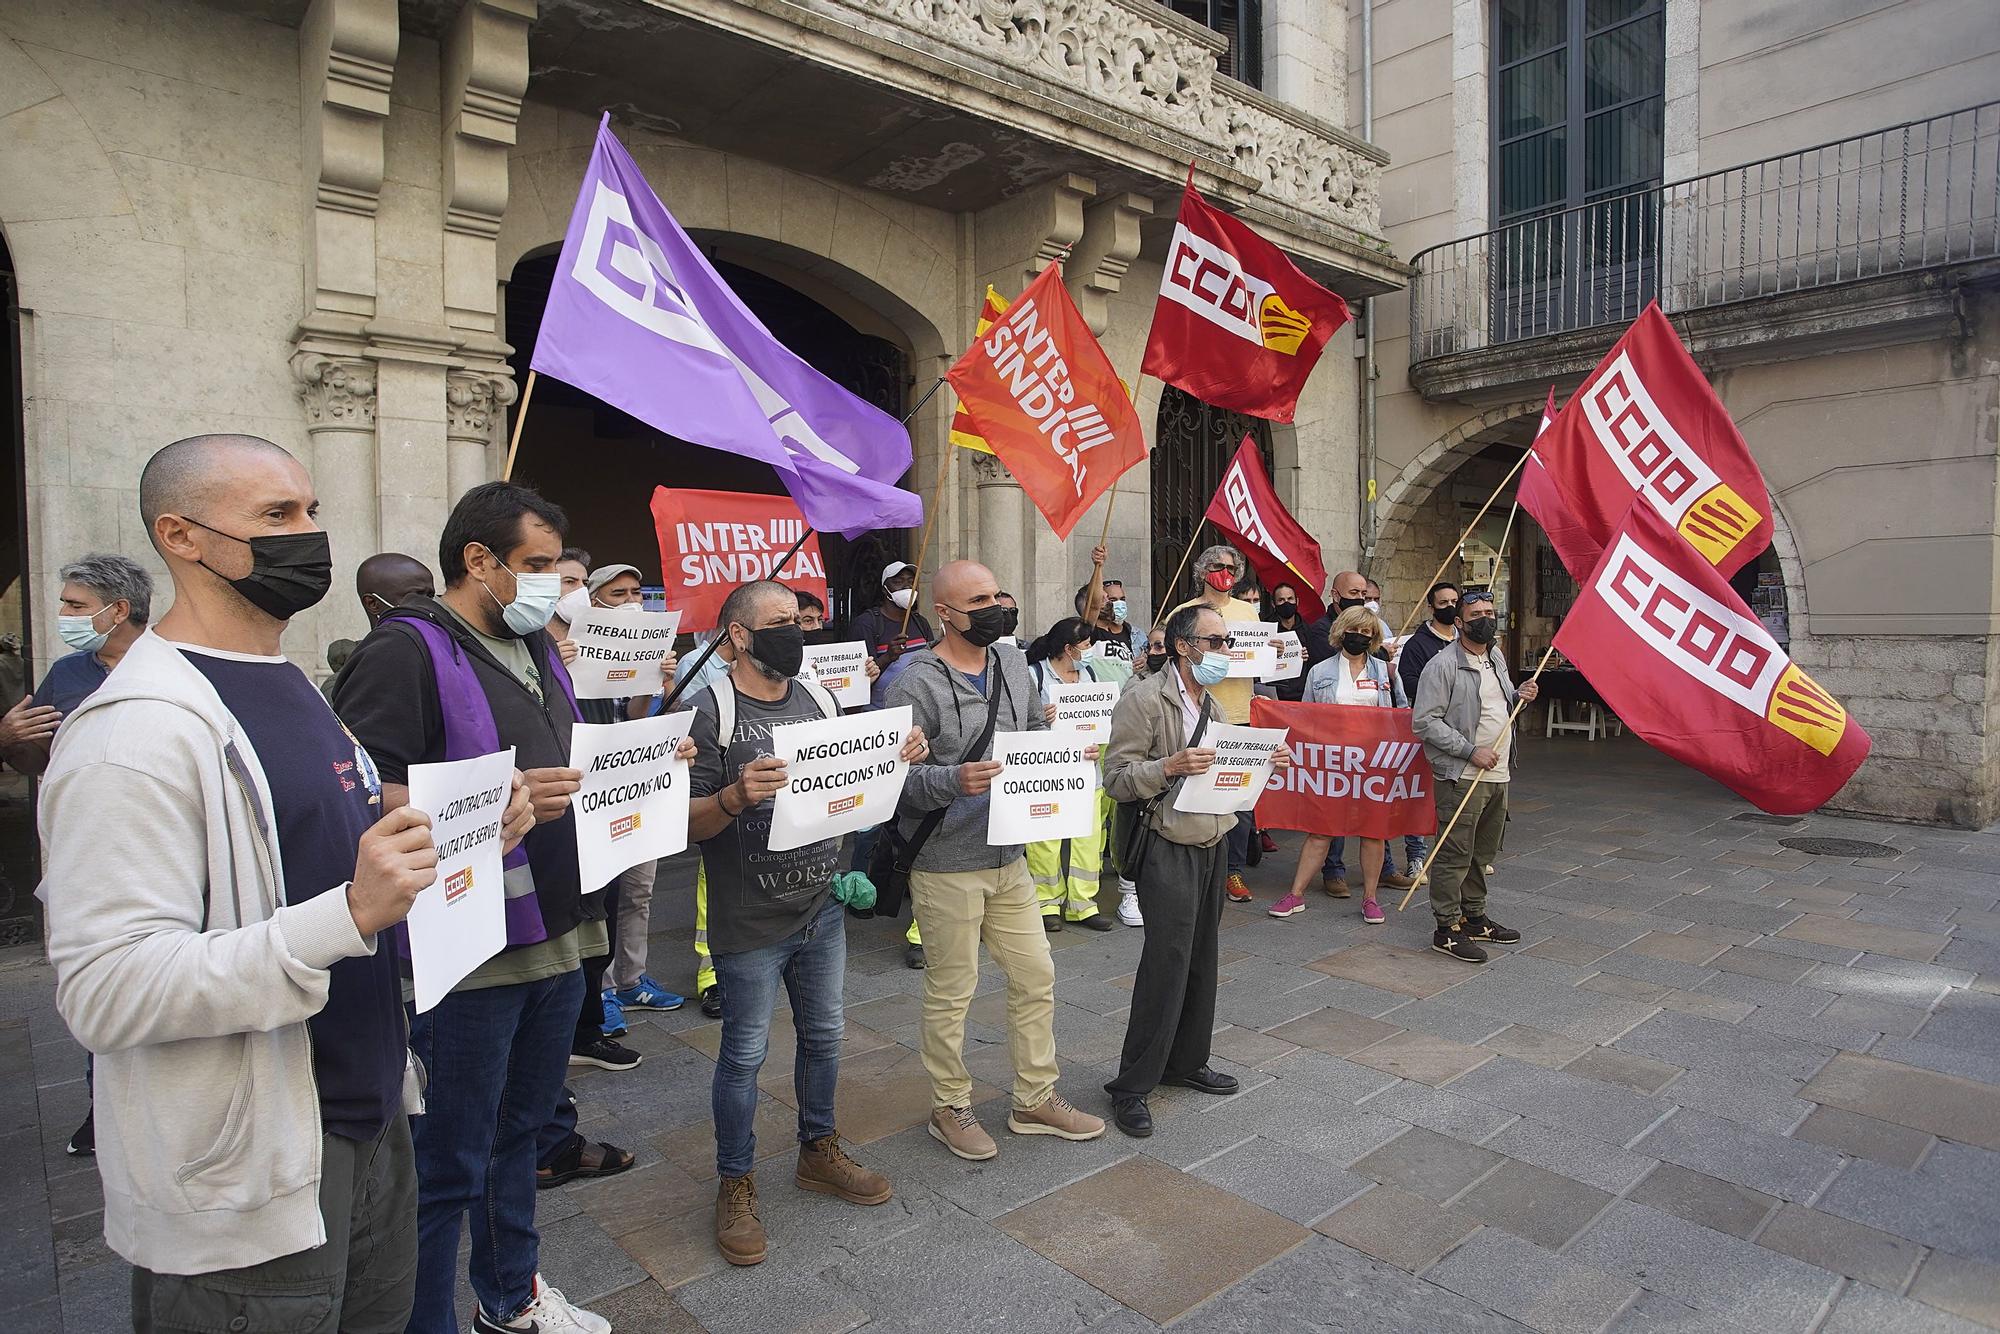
left=347, top=805, right=439, bottom=937
left=1164, top=746, right=1217, bottom=778
left=568, top=607, right=682, bottom=699
left=1226, top=622, right=1279, bottom=678
left=523, top=766, right=583, bottom=822
left=405, top=747, right=516, bottom=1012
left=570, top=713, right=696, bottom=888
left=766, top=706, right=915, bottom=852
left=1050, top=680, right=1119, bottom=734
left=1263, top=631, right=1305, bottom=683
left=501, top=771, right=535, bottom=855
left=799, top=641, right=871, bottom=708
left=988, top=731, right=1098, bottom=843
left=1172, top=723, right=1287, bottom=814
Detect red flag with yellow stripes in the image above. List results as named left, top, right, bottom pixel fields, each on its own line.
left=950, top=286, right=1011, bottom=454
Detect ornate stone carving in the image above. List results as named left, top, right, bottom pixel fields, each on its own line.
left=292, top=355, right=378, bottom=431
left=445, top=369, right=520, bottom=443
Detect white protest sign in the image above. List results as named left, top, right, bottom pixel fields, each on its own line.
left=799, top=640, right=870, bottom=708
left=569, top=713, right=694, bottom=889
left=766, top=705, right=912, bottom=852
left=1263, top=631, right=1305, bottom=682
left=404, top=746, right=516, bottom=1012
left=988, top=730, right=1098, bottom=843
left=567, top=607, right=682, bottom=699
left=1050, top=679, right=1120, bottom=735
left=1173, top=722, right=1288, bottom=815
left=1226, top=621, right=1279, bottom=678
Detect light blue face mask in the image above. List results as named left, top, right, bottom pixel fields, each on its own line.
left=58, top=606, right=115, bottom=653
left=1111, top=598, right=1128, bottom=623
left=1191, top=650, right=1231, bottom=687
left=479, top=549, right=563, bottom=637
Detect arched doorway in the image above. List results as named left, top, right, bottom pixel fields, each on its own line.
left=503, top=249, right=912, bottom=625
left=1149, top=385, right=1273, bottom=615
left=0, top=232, right=37, bottom=946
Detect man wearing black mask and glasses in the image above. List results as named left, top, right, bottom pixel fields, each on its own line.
left=1411, top=588, right=1538, bottom=963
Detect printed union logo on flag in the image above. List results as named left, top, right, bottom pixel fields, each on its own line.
left=444, top=867, right=474, bottom=905
left=829, top=793, right=864, bottom=817
left=610, top=813, right=642, bottom=841
left=1599, top=534, right=1850, bottom=755
left=1161, top=224, right=1314, bottom=355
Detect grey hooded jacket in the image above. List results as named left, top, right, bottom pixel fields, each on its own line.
left=1411, top=639, right=1519, bottom=780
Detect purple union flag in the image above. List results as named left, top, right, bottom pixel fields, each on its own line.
left=531, top=118, right=922, bottom=536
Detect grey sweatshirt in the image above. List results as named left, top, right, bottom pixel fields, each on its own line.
left=883, top=643, right=1045, bottom=872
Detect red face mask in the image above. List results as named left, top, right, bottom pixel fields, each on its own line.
left=1204, top=569, right=1236, bottom=592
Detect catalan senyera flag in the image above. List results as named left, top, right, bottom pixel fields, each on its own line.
left=1517, top=386, right=1604, bottom=582
left=1537, top=303, right=1772, bottom=578
left=1141, top=179, right=1351, bottom=423
left=1556, top=501, right=1869, bottom=814
left=950, top=285, right=1012, bottom=454
left=1204, top=435, right=1329, bottom=622
left=946, top=264, right=1148, bottom=540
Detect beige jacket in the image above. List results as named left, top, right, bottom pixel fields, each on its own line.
left=1103, top=666, right=1232, bottom=849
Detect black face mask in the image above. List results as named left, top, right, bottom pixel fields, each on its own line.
left=952, top=604, right=1013, bottom=648
left=1275, top=603, right=1299, bottom=622
left=1433, top=603, right=1460, bottom=625
left=746, top=624, right=806, bottom=678
left=1340, top=632, right=1374, bottom=657
left=1146, top=649, right=1170, bottom=674
left=1462, top=615, right=1498, bottom=645
left=801, top=626, right=837, bottom=647
left=181, top=517, right=333, bottom=621
left=1336, top=596, right=1368, bottom=613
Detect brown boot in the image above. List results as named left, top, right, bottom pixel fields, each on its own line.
left=715, top=1172, right=766, bottom=1266
left=796, top=1134, right=893, bottom=1205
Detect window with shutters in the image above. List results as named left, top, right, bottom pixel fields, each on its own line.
left=1166, top=0, right=1263, bottom=88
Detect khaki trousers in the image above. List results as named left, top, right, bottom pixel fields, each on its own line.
left=1428, top=776, right=1509, bottom=927
left=908, top=859, right=1060, bottom=1112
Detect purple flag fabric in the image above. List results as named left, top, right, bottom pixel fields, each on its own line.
left=532, top=119, right=923, bottom=536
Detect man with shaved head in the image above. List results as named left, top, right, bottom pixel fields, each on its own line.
left=356, top=552, right=436, bottom=628
left=44, top=434, right=529, bottom=1333
left=885, top=559, right=1106, bottom=1162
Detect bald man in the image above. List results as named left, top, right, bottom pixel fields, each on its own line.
left=43, top=434, right=529, bottom=1333
left=885, top=559, right=1105, bottom=1162
left=356, top=552, right=436, bottom=628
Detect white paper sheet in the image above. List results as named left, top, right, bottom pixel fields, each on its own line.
left=986, top=730, right=1099, bottom=843
left=798, top=640, right=871, bottom=708
left=1263, top=631, right=1305, bottom=682
left=1049, top=679, right=1120, bottom=735
left=566, top=607, right=682, bottom=699
left=404, top=746, right=516, bottom=1012
left=1172, top=722, right=1288, bottom=815
left=766, top=705, right=913, bottom=852
left=1226, top=621, right=1279, bottom=678
left=569, top=712, right=694, bottom=890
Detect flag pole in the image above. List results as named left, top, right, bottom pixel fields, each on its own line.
left=1150, top=526, right=1204, bottom=633
left=1391, top=448, right=1531, bottom=644
left=1398, top=642, right=1558, bottom=913
left=895, top=374, right=956, bottom=639
left=661, top=526, right=817, bottom=712
left=501, top=369, right=539, bottom=482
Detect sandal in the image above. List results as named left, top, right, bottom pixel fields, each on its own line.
left=535, top=1138, right=636, bottom=1189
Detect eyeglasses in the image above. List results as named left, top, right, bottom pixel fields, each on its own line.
left=1186, top=633, right=1237, bottom=651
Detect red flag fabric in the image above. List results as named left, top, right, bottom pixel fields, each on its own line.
left=1251, top=698, right=1439, bottom=840
left=1142, top=181, right=1351, bottom=423
left=946, top=265, right=1148, bottom=540
left=1204, top=435, right=1330, bottom=621
left=1555, top=502, right=1869, bottom=814
left=1537, top=303, right=1773, bottom=578
left=1518, top=386, right=1604, bottom=582
left=649, top=486, right=828, bottom=634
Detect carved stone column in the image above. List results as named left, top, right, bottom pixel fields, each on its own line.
left=971, top=450, right=1028, bottom=615
left=445, top=365, right=519, bottom=499
left=442, top=0, right=533, bottom=339
left=293, top=351, right=380, bottom=643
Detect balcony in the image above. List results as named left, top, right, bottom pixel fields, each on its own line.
left=1407, top=102, right=2000, bottom=399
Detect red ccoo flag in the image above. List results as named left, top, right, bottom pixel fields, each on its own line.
left=1556, top=501, right=1869, bottom=814
left=1142, top=180, right=1351, bottom=423
left=1517, top=386, right=1604, bottom=582
left=1204, top=435, right=1330, bottom=621
left=1537, top=303, right=1773, bottom=578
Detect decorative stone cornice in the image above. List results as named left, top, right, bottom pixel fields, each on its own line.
left=445, top=368, right=520, bottom=444
left=442, top=0, right=535, bottom=242
left=292, top=354, right=379, bottom=432
left=1067, top=190, right=1154, bottom=335
left=302, top=0, right=398, bottom=220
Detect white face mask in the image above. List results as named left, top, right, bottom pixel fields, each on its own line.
left=1365, top=599, right=1381, bottom=613
left=554, top=587, right=593, bottom=625
left=888, top=587, right=915, bottom=610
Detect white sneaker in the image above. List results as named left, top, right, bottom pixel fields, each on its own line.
left=494, top=1275, right=611, bottom=1334
left=1118, top=888, right=1143, bottom=927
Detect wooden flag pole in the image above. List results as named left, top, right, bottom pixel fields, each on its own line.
left=1150, top=525, right=1205, bottom=633
left=1398, top=642, right=1558, bottom=913
left=1392, top=447, right=1532, bottom=645
left=660, top=526, right=817, bottom=712
left=501, top=369, right=539, bottom=482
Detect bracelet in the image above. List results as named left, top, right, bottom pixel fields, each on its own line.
left=718, top=787, right=743, bottom=819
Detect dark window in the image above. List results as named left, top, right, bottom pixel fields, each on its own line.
left=1167, top=0, right=1263, bottom=88
left=1150, top=386, right=1273, bottom=615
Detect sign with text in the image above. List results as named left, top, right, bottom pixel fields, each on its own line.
left=1050, top=679, right=1120, bottom=734
left=1251, top=698, right=1437, bottom=840
left=1226, top=621, right=1279, bottom=678
left=569, top=713, right=694, bottom=889
left=404, top=746, right=516, bottom=1012
left=567, top=607, right=682, bottom=699
left=766, top=705, right=913, bottom=852
left=1263, top=631, right=1304, bottom=682
left=799, top=640, right=870, bottom=708
left=650, top=486, right=830, bottom=633
left=1173, top=722, right=1288, bottom=815
left=988, top=730, right=1098, bottom=843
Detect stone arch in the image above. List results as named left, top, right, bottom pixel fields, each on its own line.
left=1372, top=399, right=1544, bottom=569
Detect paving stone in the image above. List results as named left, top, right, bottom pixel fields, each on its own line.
left=1615, top=1010, right=1832, bottom=1084
left=1309, top=1184, right=1484, bottom=1274
left=1563, top=1046, right=1682, bottom=1095
left=1819, top=1283, right=1996, bottom=1334
left=1525, top=935, right=1616, bottom=965
left=1207, top=1024, right=1301, bottom=1069
left=1130, top=1100, right=1257, bottom=1171
left=1695, top=970, right=1838, bottom=1018
left=1741, top=935, right=1866, bottom=965
left=996, top=1156, right=1309, bottom=1326
left=1809, top=996, right=1935, bottom=1045
left=1263, top=1007, right=1403, bottom=1057
left=1448, top=1055, right=1673, bottom=1144
left=585, top=1279, right=704, bottom=1333
left=1351, top=1125, right=1506, bottom=1203
left=1188, top=1135, right=1372, bottom=1225
left=1286, top=974, right=1424, bottom=1018
left=1359, top=1079, right=1520, bottom=1142
left=1604, top=1290, right=1741, bottom=1333
left=1627, top=1161, right=1779, bottom=1238
left=1482, top=1024, right=1593, bottom=1069
left=1260, top=1047, right=1402, bottom=1103
left=1635, top=1107, right=1842, bottom=1201
left=1906, top=1249, right=2000, bottom=1330
left=1483, top=1118, right=1657, bottom=1194
left=614, top=1199, right=729, bottom=1292
left=1801, top=1051, right=2000, bottom=1150
left=1177, top=1233, right=1526, bottom=1332
left=1625, top=932, right=1729, bottom=965
left=1913, top=990, right=2000, bottom=1058
left=1865, top=1033, right=2000, bottom=1086
left=1657, top=988, right=1757, bottom=1022
left=1578, top=972, right=1672, bottom=1003
left=1595, top=950, right=1725, bottom=992
left=1797, top=961, right=1952, bottom=1007
left=1426, top=1227, right=1638, bottom=1334
left=1790, top=1105, right=1934, bottom=1169
left=1754, top=1203, right=1925, bottom=1290
left=1455, top=1157, right=1615, bottom=1248
left=1776, top=913, right=1949, bottom=962
left=1307, top=942, right=1471, bottom=998
left=1210, top=981, right=1341, bottom=1033
left=1566, top=1199, right=1839, bottom=1330
left=1662, top=895, right=1803, bottom=935
left=1396, top=971, right=1659, bottom=1045
left=1817, top=1158, right=2000, bottom=1263
left=1708, top=946, right=1815, bottom=982
left=1348, top=1030, right=1495, bottom=1086
left=1651, top=1065, right=1818, bottom=1134
left=1203, top=1082, right=1413, bottom=1167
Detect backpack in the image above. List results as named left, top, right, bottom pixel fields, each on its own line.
left=707, top=672, right=841, bottom=745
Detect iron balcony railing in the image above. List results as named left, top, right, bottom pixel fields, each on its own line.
left=1409, top=101, right=2000, bottom=364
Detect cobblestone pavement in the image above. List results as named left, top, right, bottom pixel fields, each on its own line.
left=7, top=737, right=2000, bottom=1332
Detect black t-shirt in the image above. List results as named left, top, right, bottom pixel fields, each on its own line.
left=185, top=647, right=404, bottom=1142
left=1086, top=626, right=1133, bottom=661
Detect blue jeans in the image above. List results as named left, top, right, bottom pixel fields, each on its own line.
left=711, top=894, right=845, bottom=1177
left=1325, top=836, right=1426, bottom=878
left=1226, top=812, right=1252, bottom=877
left=407, top=966, right=584, bottom=1332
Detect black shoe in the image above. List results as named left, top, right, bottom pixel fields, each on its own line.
left=1076, top=914, right=1116, bottom=933
left=1166, top=1067, right=1239, bottom=1095
left=904, top=943, right=926, bottom=970
left=1044, top=915, right=1062, bottom=932
left=700, top=984, right=724, bottom=1019
left=66, top=1112, right=94, bottom=1157
left=1464, top=916, right=1522, bottom=944
left=1109, top=1096, right=1153, bottom=1138
left=1431, top=927, right=1489, bottom=964
left=569, top=1036, right=643, bottom=1071
left=536, top=1138, right=636, bottom=1189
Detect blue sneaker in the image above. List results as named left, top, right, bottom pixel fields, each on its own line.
left=599, top=992, right=628, bottom=1038
left=612, top=976, right=686, bottom=1012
